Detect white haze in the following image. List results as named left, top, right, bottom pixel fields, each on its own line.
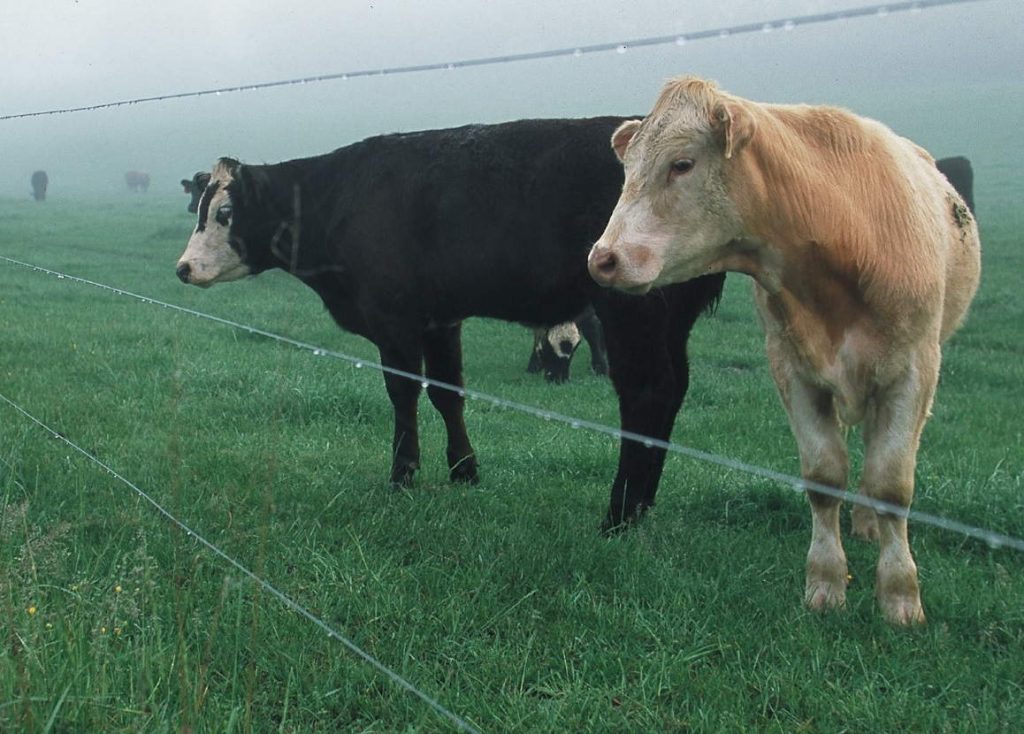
left=1, top=0, right=1021, bottom=197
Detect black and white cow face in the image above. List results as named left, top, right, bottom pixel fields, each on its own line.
left=181, top=171, right=211, bottom=214
left=175, top=161, right=251, bottom=287
left=536, top=321, right=581, bottom=383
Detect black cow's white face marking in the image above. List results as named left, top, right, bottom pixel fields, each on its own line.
left=175, top=162, right=250, bottom=287
left=545, top=321, right=581, bottom=360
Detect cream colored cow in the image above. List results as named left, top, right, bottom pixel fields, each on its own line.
left=588, top=76, right=981, bottom=625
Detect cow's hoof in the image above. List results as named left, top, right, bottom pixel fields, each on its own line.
left=851, top=505, right=880, bottom=542
left=879, top=593, right=926, bottom=626
left=389, top=464, right=417, bottom=488
left=599, top=505, right=648, bottom=536
left=448, top=456, right=479, bottom=484
left=804, top=581, right=847, bottom=612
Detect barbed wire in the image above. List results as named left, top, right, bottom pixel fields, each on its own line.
left=2, top=254, right=1022, bottom=554
left=0, top=388, right=482, bottom=734
left=0, top=0, right=993, bottom=122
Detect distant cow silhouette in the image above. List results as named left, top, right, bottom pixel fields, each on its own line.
left=936, top=156, right=975, bottom=215
left=125, top=170, right=150, bottom=193
left=31, top=170, right=48, bottom=201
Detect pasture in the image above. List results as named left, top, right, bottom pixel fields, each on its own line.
left=2, top=127, right=1024, bottom=729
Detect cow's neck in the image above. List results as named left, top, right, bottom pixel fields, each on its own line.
left=720, top=110, right=867, bottom=302
left=708, top=111, right=881, bottom=368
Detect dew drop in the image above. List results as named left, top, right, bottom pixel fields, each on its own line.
left=573, top=48, right=583, bottom=58
left=615, top=45, right=628, bottom=55
left=783, top=20, right=795, bottom=30
left=675, top=36, right=687, bottom=46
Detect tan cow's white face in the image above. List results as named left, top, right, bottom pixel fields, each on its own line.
left=175, top=162, right=251, bottom=287
left=588, top=94, right=749, bottom=293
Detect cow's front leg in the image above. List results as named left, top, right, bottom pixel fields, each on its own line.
left=423, top=323, right=478, bottom=484
left=378, top=344, right=424, bottom=487
left=860, top=346, right=938, bottom=625
left=765, top=337, right=851, bottom=613
left=596, top=296, right=683, bottom=532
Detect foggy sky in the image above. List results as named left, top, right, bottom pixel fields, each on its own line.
left=2, top=0, right=1021, bottom=197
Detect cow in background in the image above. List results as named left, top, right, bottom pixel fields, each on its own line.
left=125, top=170, right=150, bottom=192
left=936, top=156, right=975, bottom=214
left=181, top=171, right=211, bottom=213
left=589, top=77, right=980, bottom=624
left=30, top=170, right=48, bottom=201
left=527, top=306, right=609, bottom=383
left=176, top=117, right=725, bottom=531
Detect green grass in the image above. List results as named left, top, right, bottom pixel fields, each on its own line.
left=1, top=167, right=1022, bottom=733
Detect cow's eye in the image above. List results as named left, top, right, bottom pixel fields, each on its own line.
left=670, top=159, right=695, bottom=177
left=215, top=205, right=232, bottom=226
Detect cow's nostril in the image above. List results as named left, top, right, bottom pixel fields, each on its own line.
left=591, top=249, right=618, bottom=278
left=176, top=263, right=192, bottom=283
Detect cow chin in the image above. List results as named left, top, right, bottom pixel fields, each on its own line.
left=183, top=262, right=251, bottom=287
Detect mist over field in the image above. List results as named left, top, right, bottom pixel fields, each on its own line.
left=2, top=0, right=1022, bottom=201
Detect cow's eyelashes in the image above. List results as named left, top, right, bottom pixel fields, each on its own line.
left=669, top=158, right=695, bottom=177
left=215, top=205, right=232, bottom=226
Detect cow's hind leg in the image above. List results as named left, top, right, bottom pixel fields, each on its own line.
left=767, top=340, right=851, bottom=612
left=860, top=346, right=938, bottom=625
left=423, top=323, right=479, bottom=484
left=378, top=340, right=425, bottom=487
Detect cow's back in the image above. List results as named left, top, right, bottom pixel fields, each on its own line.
left=323, top=118, right=630, bottom=326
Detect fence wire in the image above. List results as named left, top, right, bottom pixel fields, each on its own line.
left=2, top=254, right=1022, bottom=554
left=0, top=388, right=482, bottom=734
left=0, top=0, right=993, bottom=122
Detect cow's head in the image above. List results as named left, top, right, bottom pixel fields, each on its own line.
left=537, top=321, right=581, bottom=383
left=588, top=76, right=752, bottom=293
left=181, top=171, right=212, bottom=214
left=175, top=159, right=253, bottom=287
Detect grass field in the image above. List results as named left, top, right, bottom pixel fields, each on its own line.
left=2, top=144, right=1023, bottom=730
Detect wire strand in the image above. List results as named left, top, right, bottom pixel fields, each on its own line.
left=2, top=254, right=1021, bottom=554
left=0, top=0, right=993, bottom=122
left=0, top=389, right=482, bottom=734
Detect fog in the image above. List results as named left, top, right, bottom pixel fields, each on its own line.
left=2, top=0, right=1021, bottom=197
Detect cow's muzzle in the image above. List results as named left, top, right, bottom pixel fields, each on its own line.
left=588, top=247, right=619, bottom=288
left=176, top=262, right=192, bottom=284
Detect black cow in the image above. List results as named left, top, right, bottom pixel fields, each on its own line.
left=526, top=306, right=608, bottom=383
left=175, top=118, right=725, bottom=530
left=181, top=171, right=212, bottom=213
left=30, top=170, right=48, bottom=201
left=936, top=156, right=975, bottom=215
left=125, top=170, right=150, bottom=192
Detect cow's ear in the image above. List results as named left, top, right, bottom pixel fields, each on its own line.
left=610, top=120, right=642, bottom=162
left=180, top=179, right=191, bottom=190
left=713, top=101, right=755, bottom=159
